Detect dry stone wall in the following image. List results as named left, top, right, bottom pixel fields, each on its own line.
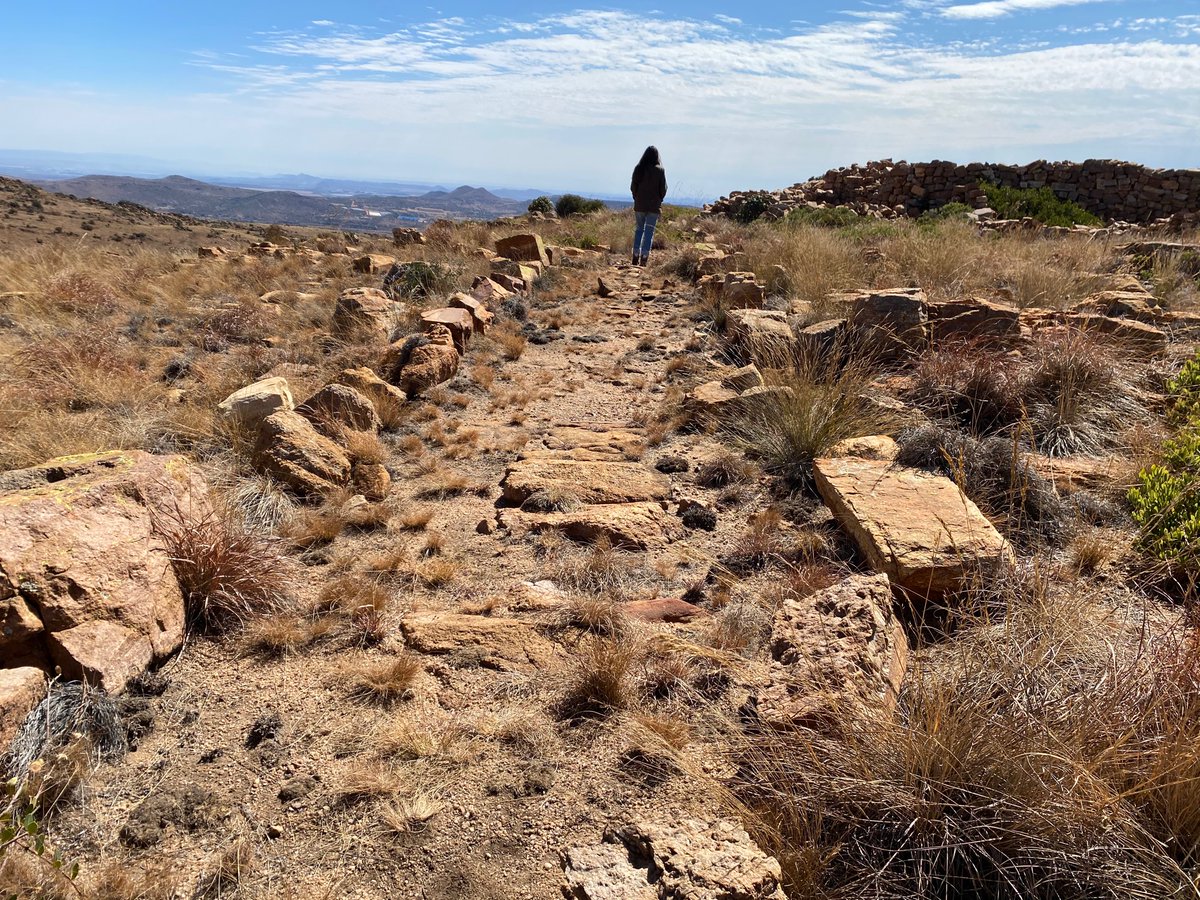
left=708, top=159, right=1200, bottom=224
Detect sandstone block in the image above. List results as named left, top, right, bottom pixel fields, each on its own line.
left=351, top=254, right=396, bottom=275
left=0, top=451, right=210, bottom=692
left=813, top=457, right=1012, bottom=597
left=296, top=384, right=382, bottom=437
left=499, top=502, right=682, bottom=551
left=216, top=376, right=294, bottom=432
left=0, top=667, right=44, bottom=747
left=399, top=614, right=560, bottom=671
left=333, top=367, right=406, bottom=420
left=928, top=297, right=1021, bottom=345
left=332, top=287, right=395, bottom=341
left=253, top=411, right=352, bottom=497
left=421, top=307, right=474, bottom=353
left=753, top=574, right=907, bottom=729
left=448, top=292, right=494, bottom=334
left=397, top=342, right=459, bottom=397
left=500, top=459, right=671, bottom=506
left=849, top=288, right=929, bottom=358
left=495, top=233, right=550, bottom=267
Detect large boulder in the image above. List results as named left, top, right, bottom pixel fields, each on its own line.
left=849, top=288, right=929, bottom=359
left=331, top=287, right=395, bottom=341
left=296, top=384, right=382, bottom=438
left=253, top=411, right=352, bottom=497
left=562, top=818, right=786, bottom=900
left=500, top=459, right=671, bottom=506
left=0, top=451, right=210, bottom=692
left=216, top=376, right=294, bottom=432
left=753, top=574, right=907, bottom=729
left=421, top=307, right=474, bottom=353
left=394, top=340, right=459, bottom=398
left=495, top=233, right=550, bottom=267
left=813, top=457, right=1012, bottom=597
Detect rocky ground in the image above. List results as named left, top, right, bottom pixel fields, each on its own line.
left=3, top=188, right=1200, bottom=899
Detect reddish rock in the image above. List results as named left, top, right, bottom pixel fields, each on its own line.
left=253, top=411, right=352, bottom=497
left=0, top=667, right=44, bottom=746
left=0, top=451, right=210, bottom=692
left=448, top=292, right=494, bottom=334
left=421, top=307, right=474, bottom=353
left=396, top=342, right=460, bottom=397
left=623, top=597, right=707, bottom=623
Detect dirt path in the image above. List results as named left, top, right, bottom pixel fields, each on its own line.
left=55, top=260, right=767, bottom=899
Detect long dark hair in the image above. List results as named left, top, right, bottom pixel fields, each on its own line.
left=633, top=145, right=661, bottom=180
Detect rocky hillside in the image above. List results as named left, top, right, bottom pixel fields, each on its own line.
left=709, top=158, right=1200, bottom=225
left=1, top=200, right=1200, bottom=899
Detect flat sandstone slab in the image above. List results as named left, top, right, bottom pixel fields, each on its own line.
left=499, top=501, right=681, bottom=550
left=399, top=614, right=560, bottom=671
left=500, top=459, right=671, bottom=506
left=813, top=457, right=1012, bottom=596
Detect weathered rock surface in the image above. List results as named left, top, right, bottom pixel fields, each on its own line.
left=850, top=288, right=929, bottom=358
left=721, top=272, right=766, bottom=309
left=725, top=309, right=793, bottom=354
left=562, top=818, right=786, bottom=900
left=253, top=411, right=352, bottom=497
left=421, top=307, right=474, bottom=353
left=623, top=597, right=707, bottom=623
left=500, top=502, right=681, bottom=551
left=296, top=384, right=382, bottom=437
left=753, top=574, right=907, bottom=728
left=813, top=457, right=1012, bottom=596
left=500, top=460, right=671, bottom=506
left=333, top=367, right=406, bottom=419
left=352, top=254, right=397, bottom=276
left=928, top=297, right=1021, bottom=345
left=399, top=614, right=560, bottom=671
left=216, top=376, right=294, bottom=432
left=395, top=341, right=459, bottom=397
left=0, top=451, right=210, bottom=691
left=495, top=233, right=550, bottom=267
left=448, top=292, right=494, bottom=334
left=0, top=667, right=45, bottom=747
left=332, top=287, right=395, bottom=341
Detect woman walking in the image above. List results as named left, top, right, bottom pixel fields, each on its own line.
left=630, top=146, right=667, bottom=267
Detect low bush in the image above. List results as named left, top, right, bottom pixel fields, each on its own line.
left=732, top=192, right=773, bottom=224
left=1129, top=429, right=1200, bottom=574
left=784, top=206, right=866, bottom=229
left=554, top=194, right=605, bottom=218
left=382, top=261, right=458, bottom=299
left=1168, top=350, right=1200, bottom=425
left=527, top=195, right=554, bottom=215
left=981, top=183, right=1102, bottom=228
left=919, top=201, right=975, bottom=223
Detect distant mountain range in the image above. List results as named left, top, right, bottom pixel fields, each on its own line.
left=32, top=174, right=532, bottom=231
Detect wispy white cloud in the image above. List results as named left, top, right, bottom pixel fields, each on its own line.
left=941, top=0, right=1114, bottom=20
left=3, top=5, right=1197, bottom=196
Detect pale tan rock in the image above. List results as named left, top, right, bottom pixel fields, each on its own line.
left=0, top=667, right=44, bottom=747
left=685, top=381, right=741, bottom=420
left=492, top=259, right=539, bottom=283
left=421, top=307, right=474, bottom=353
left=296, top=384, right=382, bottom=437
left=500, top=460, right=671, bottom=506
left=351, top=253, right=396, bottom=275
left=495, top=233, right=550, bottom=267
left=399, top=614, right=560, bottom=671
left=216, top=376, right=294, bottom=432
left=448, top=292, right=494, bottom=333
left=564, top=819, right=786, bottom=900
left=392, top=227, right=425, bottom=247
left=928, top=297, right=1021, bottom=345
left=826, top=434, right=899, bottom=460
left=253, top=411, right=352, bottom=497
left=725, top=309, right=793, bottom=356
left=721, top=365, right=764, bottom=392
left=723, top=272, right=765, bottom=309
left=541, top=426, right=646, bottom=459
left=0, top=450, right=210, bottom=692
left=754, top=574, right=907, bottom=729
left=1063, top=313, right=1167, bottom=353
left=813, top=457, right=1012, bottom=597
left=499, top=502, right=681, bottom=551
left=332, top=287, right=395, bottom=341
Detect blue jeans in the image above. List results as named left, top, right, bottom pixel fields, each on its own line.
left=633, top=211, right=659, bottom=258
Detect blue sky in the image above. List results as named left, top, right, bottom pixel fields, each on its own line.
left=1, top=1, right=1197, bottom=198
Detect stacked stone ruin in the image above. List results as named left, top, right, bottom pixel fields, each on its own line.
left=707, top=159, right=1200, bottom=225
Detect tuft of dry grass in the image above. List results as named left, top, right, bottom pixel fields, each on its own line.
left=156, top=503, right=291, bottom=632
left=245, top=612, right=332, bottom=656
left=378, top=794, right=443, bottom=835
left=558, top=635, right=641, bottom=719
left=492, top=322, right=528, bottom=361
left=193, top=841, right=254, bottom=900
left=347, top=655, right=422, bottom=705
left=393, top=505, right=435, bottom=531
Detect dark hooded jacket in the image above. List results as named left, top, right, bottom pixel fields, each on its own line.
left=631, top=162, right=667, bottom=214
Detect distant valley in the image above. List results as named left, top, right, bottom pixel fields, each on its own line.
left=32, top=174, right=532, bottom=232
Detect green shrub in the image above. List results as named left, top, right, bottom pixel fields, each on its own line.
left=382, top=261, right=459, bottom=299
left=783, top=205, right=864, bottom=229
left=1129, top=430, right=1200, bottom=570
left=919, top=201, right=975, bottom=223
left=981, top=183, right=1102, bottom=228
left=554, top=194, right=605, bottom=218
left=527, top=195, right=553, bottom=215
left=1168, top=351, right=1200, bottom=424
left=733, top=192, right=773, bottom=224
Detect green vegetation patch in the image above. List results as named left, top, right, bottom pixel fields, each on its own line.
left=554, top=194, right=606, bottom=218
left=981, top=183, right=1102, bottom=228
